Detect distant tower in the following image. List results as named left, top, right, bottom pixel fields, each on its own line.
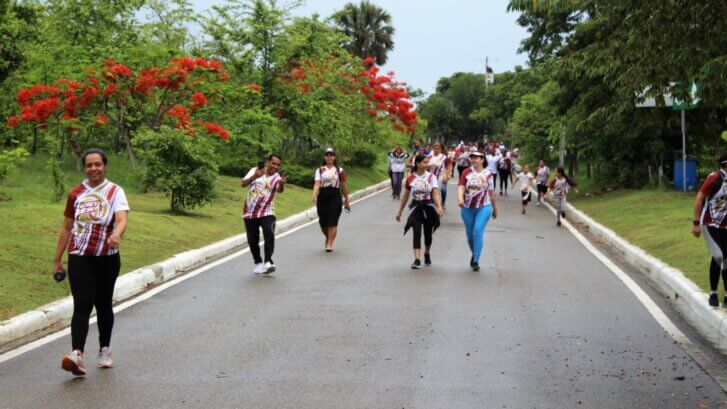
left=485, top=56, right=494, bottom=87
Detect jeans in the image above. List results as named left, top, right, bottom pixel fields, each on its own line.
left=439, top=180, right=448, bottom=206
left=244, top=215, right=276, bottom=264
left=460, top=205, right=493, bottom=263
left=391, top=172, right=404, bottom=197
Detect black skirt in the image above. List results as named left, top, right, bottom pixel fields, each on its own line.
left=317, top=187, right=343, bottom=228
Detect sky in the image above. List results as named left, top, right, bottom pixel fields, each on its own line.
left=189, top=0, right=530, bottom=95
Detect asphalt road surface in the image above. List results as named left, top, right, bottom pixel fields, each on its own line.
left=1, top=182, right=726, bottom=408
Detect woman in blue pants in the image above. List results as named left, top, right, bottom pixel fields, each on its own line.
left=457, top=150, right=498, bottom=271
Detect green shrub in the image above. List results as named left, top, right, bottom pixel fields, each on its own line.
left=351, top=145, right=378, bottom=168
left=0, top=147, right=29, bottom=184
left=281, top=163, right=315, bottom=188
left=134, top=127, right=218, bottom=212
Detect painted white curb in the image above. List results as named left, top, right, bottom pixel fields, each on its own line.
left=0, top=179, right=391, bottom=351
left=564, top=201, right=727, bottom=354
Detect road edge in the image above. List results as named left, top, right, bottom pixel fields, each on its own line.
left=0, top=180, right=391, bottom=352
left=562, top=201, right=727, bottom=355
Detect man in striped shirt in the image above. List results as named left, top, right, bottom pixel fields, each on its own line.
left=242, top=154, right=286, bottom=274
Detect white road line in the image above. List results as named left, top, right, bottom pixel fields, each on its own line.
left=541, top=198, right=727, bottom=390
left=0, top=185, right=388, bottom=364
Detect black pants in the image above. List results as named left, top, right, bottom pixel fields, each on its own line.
left=412, top=217, right=434, bottom=250
left=245, top=216, right=276, bottom=264
left=704, top=226, right=727, bottom=291
left=457, top=165, right=468, bottom=179
left=499, top=169, right=510, bottom=191
left=68, top=253, right=120, bottom=352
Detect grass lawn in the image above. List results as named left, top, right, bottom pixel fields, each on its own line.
left=570, top=188, right=711, bottom=293
left=0, top=154, right=388, bottom=321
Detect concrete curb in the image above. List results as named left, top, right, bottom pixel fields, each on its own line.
left=0, top=179, right=391, bottom=351
left=564, top=202, right=727, bottom=354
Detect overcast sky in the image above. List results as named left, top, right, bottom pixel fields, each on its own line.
left=189, top=0, right=529, bottom=95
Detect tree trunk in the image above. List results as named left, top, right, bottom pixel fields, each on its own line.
left=31, top=127, right=38, bottom=155
left=124, top=128, right=136, bottom=171
left=586, top=162, right=591, bottom=179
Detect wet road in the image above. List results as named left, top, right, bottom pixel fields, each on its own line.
left=1, top=182, right=725, bottom=408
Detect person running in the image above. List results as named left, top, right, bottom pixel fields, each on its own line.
left=486, top=147, right=502, bottom=192
left=54, top=149, right=130, bottom=376
left=388, top=146, right=409, bottom=200
left=312, top=148, right=351, bottom=252
left=396, top=155, right=443, bottom=269
left=535, top=160, right=550, bottom=206
left=513, top=164, right=535, bottom=214
left=692, top=154, right=727, bottom=307
left=497, top=152, right=514, bottom=195
left=242, top=154, right=286, bottom=274
left=448, top=144, right=457, bottom=177
left=458, top=150, right=498, bottom=272
left=545, top=167, right=579, bottom=227
left=428, top=143, right=452, bottom=210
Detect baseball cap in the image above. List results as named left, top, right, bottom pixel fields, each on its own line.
left=325, top=147, right=335, bottom=155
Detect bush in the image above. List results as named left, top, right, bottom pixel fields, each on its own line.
left=134, top=127, right=218, bottom=212
left=0, top=147, right=29, bottom=184
left=281, top=163, right=315, bottom=188
left=351, top=145, right=378, bottom=168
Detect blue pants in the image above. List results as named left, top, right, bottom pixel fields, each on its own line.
left=439, top=180, right=447, bottom=206
left=460, top=205, right=493, bottom=263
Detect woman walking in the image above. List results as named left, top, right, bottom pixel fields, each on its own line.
left=455, top=145, right=472, bottom=178
left=497, top=152, right=514, bottom=195
left=545, top=167, right=579, bottom=227
left=54, top=149, right=130, bottom=376
left=486, top=147, right=502, bottom=191
left=513, top=164, right=535, bottom=214
left=428, top=143, right=452, bottom=210
left=388, top=146, right=409, bottom=200
left=458, top=150, right=498, bottom=272
left=535, top=160, right=550, bottom=206
left=692, top=154, right=727, bottom=306
left=396, top=155, right=443, bottom=269
left=312, top=148, right=351, bottom=252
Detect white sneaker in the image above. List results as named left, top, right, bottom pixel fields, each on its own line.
left=263, top=262, right=276, bottom=274
left=536, top=201, right=541, bottom=207
left=97, top=347, right=114, bottom=368
left=61, top=350, right=86, bottom=376
left=253, top=263, right=265, bottom=274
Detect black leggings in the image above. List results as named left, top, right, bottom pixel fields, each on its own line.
left=705, top=226, right=727, bottom=291
left=68, top=253, right=120, bottom=352
left=499, top=169, right=510, bottom=191
left=245, top=215, right=276, bottom=264
left=412, top=218, right=434, bottom=250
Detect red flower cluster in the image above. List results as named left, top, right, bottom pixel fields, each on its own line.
left=201, top=122, right=230, bottom=140
left=245, top=83, right=261, bottom=93
left=8, top=56, right=231, bottom=140
left=190, top=92, right=208, bottom=110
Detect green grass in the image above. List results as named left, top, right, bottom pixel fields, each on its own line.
left=0, top=154, right=388, bottom=321
left=570, top=188, right=711, bottom=292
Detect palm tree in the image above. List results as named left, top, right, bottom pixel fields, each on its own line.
left=333, top=1, right=395, bottom=65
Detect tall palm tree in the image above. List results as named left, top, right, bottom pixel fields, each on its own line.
left=333, top=1, right=395, bottom=65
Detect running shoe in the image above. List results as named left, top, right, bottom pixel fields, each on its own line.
left=263, top=262, right=276, bottom=274
left=61, top=351, right=86, bottom=376
left=325, top=248, right=333, bottom=253
left=411, top=259, right=421, bottom=269
left=536, top=201, right=541, bottom=207
left=556, top=221, right=562, bottom=227
left=424, top=254, right=432, bottom=266
left=499, top=191, right=503, bottom=196
left=97, top=347, right=114, bottom=368
left=522, top=209, right=526, bottom=215
left=709, top=293, right=719, bottom=307
left=253, top=263, right=265, bottom=274
left=472, top=262, right=480, bottom=272
left=561, top=211, right=566, bottom=218
left=470, top=256, right=474, bottom=267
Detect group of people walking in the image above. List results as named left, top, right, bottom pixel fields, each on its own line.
left=53, top=141, right=581, bottom=377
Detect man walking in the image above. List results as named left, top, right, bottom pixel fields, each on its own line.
left=242, top=154, right=286, bottom=274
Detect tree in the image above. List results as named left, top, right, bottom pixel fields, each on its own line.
left=332, top=1, right=395, bottom=65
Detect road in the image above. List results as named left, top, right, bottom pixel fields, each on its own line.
left=1, top=182, right=725, bottom=408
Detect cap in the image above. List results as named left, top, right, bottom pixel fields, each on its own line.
left=469, top=150, right=486, bottom=158
left=325, top=147, right=335, bottom=154
left=469, top=147, right=478, bottom=152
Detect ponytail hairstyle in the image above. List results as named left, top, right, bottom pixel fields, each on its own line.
left=556, top=167, right=577, bottom=187
left=411, top=154, right=427, bottom=173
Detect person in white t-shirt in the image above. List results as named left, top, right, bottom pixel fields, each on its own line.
left=242, top=154, right=286, bottom=274
left=485, top=147, right=502, bottom=191
left=312, top=148, right=351, bottom=252
left=427, top=143, right=452, bottom=210
left=513, top=164, right=535, bottom=214
left=535, top=160, right=550, bottom=206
